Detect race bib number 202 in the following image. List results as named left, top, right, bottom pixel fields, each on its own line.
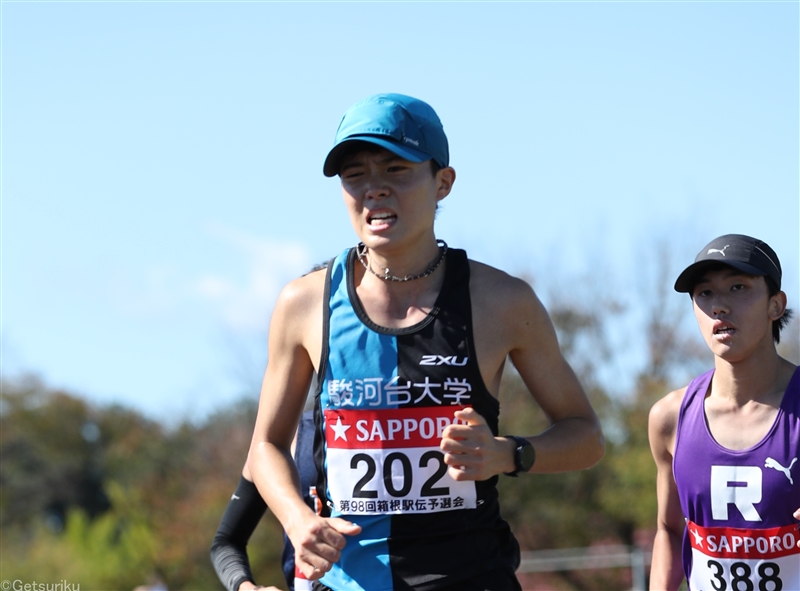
left=324, top=406, right=477, bottom=516
left=687, top=521, right=800, bottom=591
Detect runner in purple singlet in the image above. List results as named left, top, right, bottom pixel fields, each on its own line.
left=648, top=234, right=800, bottom=591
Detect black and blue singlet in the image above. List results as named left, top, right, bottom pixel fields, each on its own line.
left=313, top=247, right=519, bottom=591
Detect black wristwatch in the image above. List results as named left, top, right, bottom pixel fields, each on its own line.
left=504, top=436, right=535, bottom=477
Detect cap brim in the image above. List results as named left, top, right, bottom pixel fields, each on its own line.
left=674, top=260, right=768, bottom=293
left=323, top=136, right=432, bottom=177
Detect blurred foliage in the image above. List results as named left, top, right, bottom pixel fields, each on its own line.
left=1, top=379, right=286, bottom=590
left=3, top=269, right=796, bottom=590
left=497, top=261, right=713, bottom=590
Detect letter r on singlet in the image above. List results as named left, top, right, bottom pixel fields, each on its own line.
left=710, top=465, right=762, bottom=521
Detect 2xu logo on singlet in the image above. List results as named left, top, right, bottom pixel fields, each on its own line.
left=324, top=406, right=477, bottom=515
left=687, top=521, right=800, bottom=591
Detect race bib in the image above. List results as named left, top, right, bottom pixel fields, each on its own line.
left=324, top=406, right=477, bottom=515
left=687, top=520, right=800, bottom=591
left=294, top=566, right=312, bottom=591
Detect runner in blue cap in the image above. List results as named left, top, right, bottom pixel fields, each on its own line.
left=247, top=93, right=605, bottom=590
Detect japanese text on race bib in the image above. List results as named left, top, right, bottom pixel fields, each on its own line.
left=324, top=406, right=477, bottom=515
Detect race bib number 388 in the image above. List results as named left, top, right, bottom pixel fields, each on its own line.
left=687, top=521, right=800, bottom=591
left=324, top=406, right=477, bottom=515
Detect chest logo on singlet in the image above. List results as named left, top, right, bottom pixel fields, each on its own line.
left=419, top=355, right=469, bottom=366
left=765, top=457, right=797, bottom=485
left=710, top=466, right=762, bottom=521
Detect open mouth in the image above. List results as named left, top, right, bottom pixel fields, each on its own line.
left=368, top=212, right=397, bottom=226
left=713, top=323, right=735, bottom=336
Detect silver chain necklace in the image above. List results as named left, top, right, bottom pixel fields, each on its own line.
left=356, top=240, right=448, bottom=282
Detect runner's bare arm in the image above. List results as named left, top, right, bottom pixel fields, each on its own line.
left=796, top=509, right=800, bottom=548
left=648, top=389, right=686, bottom=591
left=247, top=272, right=361, bottom=580
left=441, top=264, right=604, bottom=480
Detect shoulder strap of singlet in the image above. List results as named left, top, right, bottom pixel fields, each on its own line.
left=315, top=256, right=337, bottom=391
left=295, top=410, right=318, bottom=509
left=438, top=248, right=467, bottom=298
left=674, top=369, right=714, bottom=455
left=779, top=366, right=800, bottom=417
left=313, top=255, right=338, bottom=517
left=445, top=249, right=501, bottom=426
left=440, top=249, right=478, bottom=360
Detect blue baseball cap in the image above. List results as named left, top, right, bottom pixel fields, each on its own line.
left=323, top=93, right=449, bottom=177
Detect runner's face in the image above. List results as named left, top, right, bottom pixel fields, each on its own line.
left=691, top=268, right=782, bottom=361
left=339, top=148, right=453, bottom=252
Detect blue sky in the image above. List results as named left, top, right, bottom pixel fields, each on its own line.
left=3, top=1, right=798, bottom=420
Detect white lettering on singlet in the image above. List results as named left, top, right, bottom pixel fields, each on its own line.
left=419, top=355, right=469, bottom=366
left=710, top=466, right=762, bottom=521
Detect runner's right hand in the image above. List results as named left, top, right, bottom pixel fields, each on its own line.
left=288, top=515, right=362, bottom=580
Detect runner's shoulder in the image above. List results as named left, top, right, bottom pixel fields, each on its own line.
left=468, top=259, right=538, bottom=303
left=467, top=259, right=547, bottom=329
left=649, top=385, right=688, bottom=445
left=274, top=267, right=327, bottom=320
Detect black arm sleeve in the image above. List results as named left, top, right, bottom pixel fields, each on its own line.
left=210, top=475, right=267, bottom=591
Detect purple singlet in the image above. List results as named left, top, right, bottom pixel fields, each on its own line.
left=673, top=367, right=800, bottom=590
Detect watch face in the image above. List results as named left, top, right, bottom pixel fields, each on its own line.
left=519, top=442, right=535, bottom=471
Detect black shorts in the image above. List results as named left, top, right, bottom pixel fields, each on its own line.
left=311, top=567, right=522, bottom=591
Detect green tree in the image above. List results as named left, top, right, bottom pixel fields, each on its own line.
left=1, top=378, right=288, bottom=590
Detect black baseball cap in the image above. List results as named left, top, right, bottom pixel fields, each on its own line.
left=674, top=234, right=782, bottom=293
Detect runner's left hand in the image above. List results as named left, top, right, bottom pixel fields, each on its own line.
left=440, top=407, right=516, bottom=481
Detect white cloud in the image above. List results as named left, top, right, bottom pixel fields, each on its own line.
left=109, top=263, right=184, bottom=318
left=194, top=222, right=312, bottom=332
left=106, top=223, right=312, bottom=334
